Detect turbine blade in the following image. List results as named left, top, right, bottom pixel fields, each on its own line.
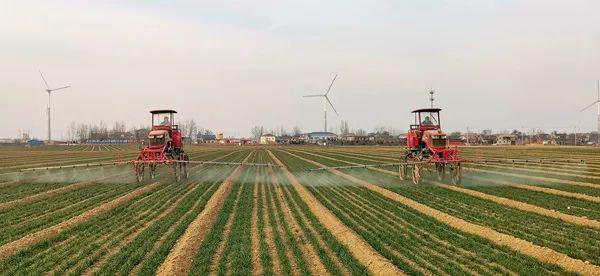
left=326, top=96, right=338, bottom=115
left=39, top=70, right=50, bottom=90
left=325, top=74, right=338, bottom=95
left=581, top=101, right=600, bottom=112
left=50, top=85, right=71, bottom=92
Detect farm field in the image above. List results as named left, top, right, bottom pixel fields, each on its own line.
left=0, top=145, right=599, bottom=275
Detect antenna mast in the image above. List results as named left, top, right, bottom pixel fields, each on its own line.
left=429, top=90, right=435, bottom=108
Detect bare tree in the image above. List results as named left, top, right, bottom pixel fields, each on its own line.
left=185, top=119, right=198, bottom=142
left=356, top=128, right=367, bottom=136
left=340, top=120, right=350, bottom=135
left=112, top=121, right=126, bottom=134
left=374, top=126, right=387, bottom=134
left=251, top=126, right=264, bottom=141
left=292, top=126, right=302, bottom=136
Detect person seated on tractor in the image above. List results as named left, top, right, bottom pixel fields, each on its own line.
left=160, top=116, right=171, bottom=126
left=422, top=116, right=434, bottom=126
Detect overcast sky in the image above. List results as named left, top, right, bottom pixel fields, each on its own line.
left=1, top=0, right=599, bottom=139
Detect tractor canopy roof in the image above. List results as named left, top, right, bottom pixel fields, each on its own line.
left=150, top=109, right=177, bottom=114
left=412, top=108, right=441, bottom=113
left=148, top=130, right=170, bottom=137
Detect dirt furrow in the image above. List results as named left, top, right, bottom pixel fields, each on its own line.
left=208, top=175, right=245, bottom=273
left=468, top=176, right=600, bottom=203
left=284, top=150, right=600, bottom=275
left=156, top=152, right=252, bottom=276
left=267, top=150, right=404, bottom=275
left=465, top=167, right=600, bottom=189
left=428, top=181, right=600, bottom=230
left=0, top=181, right=161, bottom=261
left=269, top=167, right=328, bottom=276
left=250, top=175, right=263, bottom=275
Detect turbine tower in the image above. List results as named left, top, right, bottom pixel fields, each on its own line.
left=580, top=80, right=600, bottom=144
left=304, top=74, right=339, bottom=132
left=39, top=71, right=70, bottom=144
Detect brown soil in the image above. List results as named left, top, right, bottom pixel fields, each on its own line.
left=83, top=182, right=199, bottom=275
left=465, top=167, right=600, bottom=189
left=429, top=181, right=600, bottom=230
left=267, top=150, right=404, bottom=276
left=261, top=182, right=283, bottom=275
left=269, top=166, right=328, bottom=275
left=156, top=152, right=253, bottom=276
left=469, top=175, right=600, bottom=203
left=0, top=181, right=162, bottom=261
left=208, top=174, right=245, bottom=273
left=285, top=150, right=600, bottom=276
left=250, top=175, right=263, bottom=275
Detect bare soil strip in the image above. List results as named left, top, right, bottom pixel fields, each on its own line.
left=283, top=150, right=600, bottom=275
left=267, top=150, right=403, bottom=276
left=0, top=181, right=161, bottom=260
left=465, top=167, right=600, bottom=189
left=0, top=171, right=133, bottom=210
left=83, top=182, right=200, bottom=275
left=469, top=176, right=600, bottom=203
left=250, top=175, right=263, bottom=275
left=156, top=152, right=253, bottom=276
left=208, top=175, right=245, bottom=273
left=261, top=182, right=283, bottom=275
left=428, top=180, right=600, bottom=230
left=269, top=166, right=328, bottom=275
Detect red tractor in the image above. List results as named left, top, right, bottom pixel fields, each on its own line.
left=133, top=110, right=189, bottom=182
left=400, top=108, right=461, bottom=184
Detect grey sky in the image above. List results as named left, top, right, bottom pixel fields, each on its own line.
left=1, top=0, right=599, bottom=139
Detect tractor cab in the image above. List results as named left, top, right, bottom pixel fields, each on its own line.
left=150, top=110, right=183, bottom=150
left=407, top=108, right=449, bottom=151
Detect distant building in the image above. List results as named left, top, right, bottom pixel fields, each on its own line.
left=27, top=139, right=44, bottom=146
left=302, top=132, right=338, bottom=144
left=495, top=134, right=517, bottom=146
left=260, top=134, right=277, bottom=145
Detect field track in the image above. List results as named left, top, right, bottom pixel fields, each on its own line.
left=0, top=145, right=599, bottom=275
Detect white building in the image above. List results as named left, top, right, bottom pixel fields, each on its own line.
left=260, top=134, right=276, bottom=145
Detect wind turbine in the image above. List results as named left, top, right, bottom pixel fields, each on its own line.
left=304, top=74, right=339, bottom=132
left=580, top=80, right=600, bottom=144
left=39, top=71, right=70, bottom=143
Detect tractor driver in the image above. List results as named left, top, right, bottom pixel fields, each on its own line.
left=422, top=116, right=434, bottom=126
left=160, top=116, right=171, bottom=126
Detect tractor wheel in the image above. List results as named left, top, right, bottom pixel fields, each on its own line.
left=412, top=164, right=422, bottom=185
left=436, top=163, right=445, bottom=181
left=182, top=154, right=189, bottom=180
left=150, top=164, right=156, bottom=179
left=399, top=164, right=407, bottom=180
left=174, top=162, right=181, bottom=182
left=136, top=163, right=145, bottom=183
left=452, top=163, right=462, bottom=185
